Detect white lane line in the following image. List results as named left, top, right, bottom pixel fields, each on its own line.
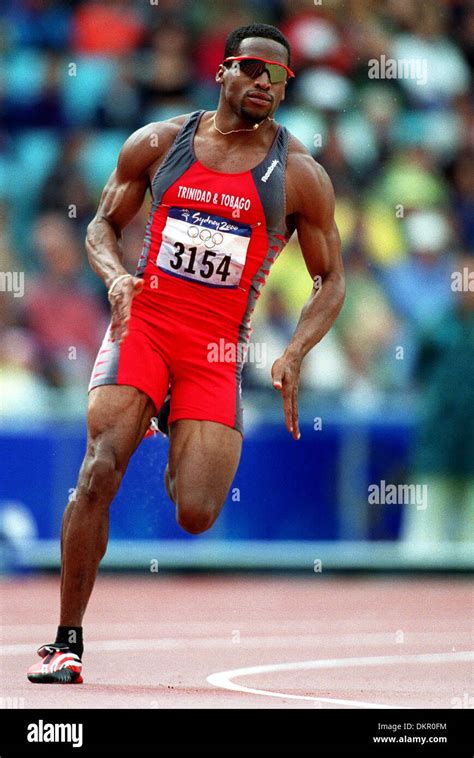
left=207, top=650, right=474, bottom=709
left=0, top=635, right=395, bottom=656
left=0, top=634, right=425, bottom=656
left=2, top=634, right=473, bottom=657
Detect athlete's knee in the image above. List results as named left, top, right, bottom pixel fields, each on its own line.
left=176, top=499, right=220, bottom=535
left=77, top=449, right=123, bottom=506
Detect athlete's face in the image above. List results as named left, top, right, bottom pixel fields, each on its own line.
left=217, top=37, right=290, bottom=124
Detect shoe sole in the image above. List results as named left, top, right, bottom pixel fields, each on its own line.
left=27, top=669, right=83, bottom=684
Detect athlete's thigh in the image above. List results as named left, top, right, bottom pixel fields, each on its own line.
left=87, top=385, right=156, bottom=470
left=167, top=419, right=242, bottom=504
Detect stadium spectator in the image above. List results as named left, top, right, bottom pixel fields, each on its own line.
left=378, top=209, right=456, bottom=330
left=38, top=133, right=96, bottom=237
left=22, top=212, right=107, bottom=388
left=70, top=0, right=145, bottom=56
left=401, top=255, right=474, bottom=545
left=334, top=242, right=400, bottom=407
left=449, top=150, right=474, bottom=253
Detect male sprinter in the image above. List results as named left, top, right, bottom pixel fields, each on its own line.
left=27, top=24, right=344, bottom=683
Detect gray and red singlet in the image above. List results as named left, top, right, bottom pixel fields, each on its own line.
left=89, top=110, right=291, bottom=434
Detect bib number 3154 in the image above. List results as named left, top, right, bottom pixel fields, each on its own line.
left=156, top=207, right=252, bottom=288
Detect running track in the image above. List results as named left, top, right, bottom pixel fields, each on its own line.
left=1, top=575, right=472, bottom=709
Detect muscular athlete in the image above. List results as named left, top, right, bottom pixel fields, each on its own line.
left=27, top=24, right=344, bottom=683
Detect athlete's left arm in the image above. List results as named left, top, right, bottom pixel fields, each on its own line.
left=271, top=152, right=345, bottom=440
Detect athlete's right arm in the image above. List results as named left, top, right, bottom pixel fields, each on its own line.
left=85, top=120, right=182, bottom=343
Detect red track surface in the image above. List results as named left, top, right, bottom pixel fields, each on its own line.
left=1, top=575, right=472, bottom=709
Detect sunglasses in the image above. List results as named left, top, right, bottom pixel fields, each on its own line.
left=223, top=56, right=295, bottom=84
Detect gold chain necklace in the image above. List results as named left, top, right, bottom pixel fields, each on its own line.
left=212, top=113, right=272, bottom=135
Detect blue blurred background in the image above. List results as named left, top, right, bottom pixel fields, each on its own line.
left=0, top=0, right=473, bottom=570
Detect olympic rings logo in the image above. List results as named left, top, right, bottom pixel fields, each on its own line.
left=187, top=226, right=224, bottom=249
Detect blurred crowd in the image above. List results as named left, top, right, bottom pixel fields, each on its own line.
left=0, top=0, right=473, bottom=426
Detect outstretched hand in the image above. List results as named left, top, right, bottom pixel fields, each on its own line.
left=108, top=275, right=144, bottom=343
left=271, top=353, right=302, bottom=440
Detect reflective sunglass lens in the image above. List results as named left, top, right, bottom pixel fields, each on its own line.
left=238, top=60, right=266, bottom=78
left=237, top=59, right=287, bottom=83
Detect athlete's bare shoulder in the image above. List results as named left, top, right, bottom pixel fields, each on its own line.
left=285, top=133, right=335, bottom=218
left=116, top=112, right=195, bottom=182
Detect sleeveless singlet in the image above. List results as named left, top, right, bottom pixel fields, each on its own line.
left=89, top=111, right=292, bottom=434
left=137, top=109, right=291, bottom=344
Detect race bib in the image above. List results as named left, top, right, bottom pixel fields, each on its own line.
left=156, top=207, right=252, bottom=288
